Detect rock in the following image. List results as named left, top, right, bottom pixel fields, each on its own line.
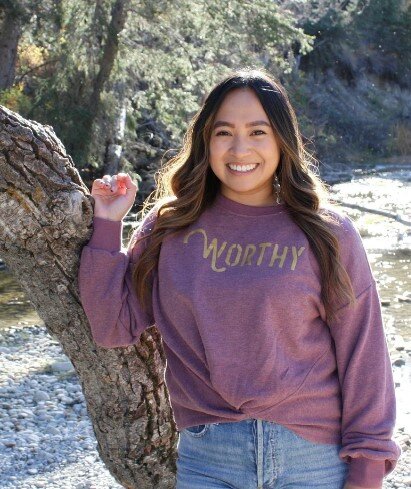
left=0, top=323, right=119, bottom=484
left=33, top=391, right=50, bottom=402
left=397, top=292, right=411, bottom=303
left=393, top=358, right=406, bottom=367
left=49, top=360, right=74, bottom=373
left=2, top=439, right=16, bottom=448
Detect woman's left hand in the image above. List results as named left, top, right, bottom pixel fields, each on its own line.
left=343, top=483, right=382, bottom=489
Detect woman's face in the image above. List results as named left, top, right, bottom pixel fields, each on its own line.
left=209, top=87, right=282, bottom=206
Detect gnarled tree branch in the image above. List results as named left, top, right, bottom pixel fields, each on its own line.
left=0, top=104, right=177, bottom=489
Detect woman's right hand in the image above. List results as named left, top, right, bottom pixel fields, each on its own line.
left=91, top=173, right=139, bottom=222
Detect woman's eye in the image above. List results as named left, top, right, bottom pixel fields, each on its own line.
left=215, top=130, right=266, bottom=136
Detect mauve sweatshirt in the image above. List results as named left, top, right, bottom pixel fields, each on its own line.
left=78, top=191, right=401, bottom=488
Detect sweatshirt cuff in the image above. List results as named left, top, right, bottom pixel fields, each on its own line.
left=87, top=216, right=123, bottom=252
left=346, top=457, right=386, bottom=487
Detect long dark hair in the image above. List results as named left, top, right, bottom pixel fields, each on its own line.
left=130, top=67, right=356, bottom=324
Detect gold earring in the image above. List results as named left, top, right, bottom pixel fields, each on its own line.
left=273, top=174, right=282, bottom=204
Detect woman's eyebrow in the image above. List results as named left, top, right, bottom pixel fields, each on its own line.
left=212, top=120, right=271, bottom=129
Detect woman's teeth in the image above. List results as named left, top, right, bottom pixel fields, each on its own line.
left=227, top=163, right=259, bottom=173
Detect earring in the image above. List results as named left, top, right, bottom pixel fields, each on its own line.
left=273, top=174, right=283, bottom=204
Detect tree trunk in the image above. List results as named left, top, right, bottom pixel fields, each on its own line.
left=0, top=8, right=23, bottom=90
left=77, top=0, right=129, bottom=162
left=103, top=83, right=127, bottom=176
left=0, top=104, right=178, bottom=489
left=89, top=0, right=128, bottom=113
left=331, top=198, right=411, bottom=226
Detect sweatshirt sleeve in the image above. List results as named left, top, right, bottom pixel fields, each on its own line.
left=326, top=212, right=402, bottom=488
left=77, top=207, right=158, bottom=348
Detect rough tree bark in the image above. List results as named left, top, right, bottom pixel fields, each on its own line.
left=0, top=104, right=178, bottom=489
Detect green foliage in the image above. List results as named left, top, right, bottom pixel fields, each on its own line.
left=3, top=0, right=313, bottom=167
left=0, top=83, right=31, bottom=113
left=116, top=0, right=313, bottom=142
left=1, top=0, right=410, bottom=172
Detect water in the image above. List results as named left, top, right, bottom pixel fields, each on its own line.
left=330, top=166, right=410, bottom=343
left=330, top=164, right=411, bottom=431
left=0, top=269, right=42, bottom=330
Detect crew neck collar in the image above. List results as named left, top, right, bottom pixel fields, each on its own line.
left=213, top=191, right=287, bottom=216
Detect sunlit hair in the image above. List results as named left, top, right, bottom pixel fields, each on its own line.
left=130, top=67, right=356, bottom=324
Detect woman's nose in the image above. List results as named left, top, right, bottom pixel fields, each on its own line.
left=229, top=136, right=252, bottom=157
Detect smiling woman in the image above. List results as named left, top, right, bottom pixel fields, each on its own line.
left=78, top=66, right=401, bottom=489
left=209, top=89, right=282, bottom=206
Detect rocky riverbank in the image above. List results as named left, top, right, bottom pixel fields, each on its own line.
left=0, top=322, right=410, bottom=488
left=0, top=324, right=123, bottom=489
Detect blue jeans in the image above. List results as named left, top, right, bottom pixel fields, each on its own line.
left=176, top=419, right=349, bottom=489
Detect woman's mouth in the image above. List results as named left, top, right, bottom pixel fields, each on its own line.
left=226, top=163, right=259, bottom=174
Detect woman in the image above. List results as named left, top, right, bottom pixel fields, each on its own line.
left=78, top=68, right=401, bottom=488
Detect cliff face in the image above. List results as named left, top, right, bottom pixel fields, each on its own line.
left=284, top=0, right=411, bottom=166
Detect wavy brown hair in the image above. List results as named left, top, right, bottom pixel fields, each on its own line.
left=130, top=67, right=356, bottom=324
